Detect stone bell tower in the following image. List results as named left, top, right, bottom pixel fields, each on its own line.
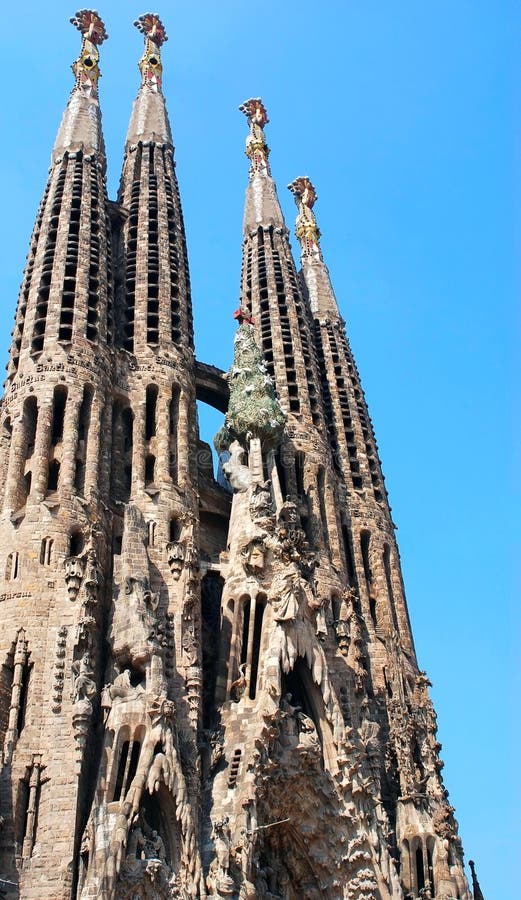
left=0, top=10, right=114, bottom=898
left=0, top=10, right=474, bottom=900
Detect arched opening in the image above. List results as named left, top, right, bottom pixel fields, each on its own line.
left=147, top=521, right=156, bottom=548
left=5, top=552, right=18, bottom=581
left=47, top=459, right=60, bottom=493
left=201, top=571, right=224, bottom=727
left=169, top=517, right=180, bottom=542
left=111, top=401, right=133, bottom=503
left=240, top=597, right=251, bottom=669
left=51, top=386, right=67, bottom=445
left=40, top=537, right=53, bottom=566
left=69, top=531, right=84, bottom=557
left=281, top=658, right=335, bottom=770
left=17, top=663, right=31, bottom=736
left=331, top=594, right=342, bottom=623
left=416, top=845, right=425, bottom=892
left=112, top=740, right=129, bottom=802
left=75, top=385, right=93, bottom=495
left=140, top=784, right=182, bottom=870
left=341, top=523, right=356, bottom=585
left=249, top=594, right=266, bottom=700
left=360, top=530, right=372, bottom=587
left=169, top=386, right=179, bottom=482
left=145, top=384, right=158, bottom=440
left=145, top=454, right=156, bottom=486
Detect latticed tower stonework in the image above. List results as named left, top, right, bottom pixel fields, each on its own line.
left=0, top=12, right=473, bottom=900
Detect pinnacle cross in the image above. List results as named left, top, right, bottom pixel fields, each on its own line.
left=70, top=10, right=108, bottom=97
left=287, top=176, right=322, bottom=259
left=239, top=98, right=271, bottom=176
left=134, top=14, right=168, bottom=93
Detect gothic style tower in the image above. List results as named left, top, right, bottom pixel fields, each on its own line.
left=0, top=12, right=114, bottom=897
left=0, top=11, right=473, bottom=900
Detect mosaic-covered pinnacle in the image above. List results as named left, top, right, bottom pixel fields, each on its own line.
left=239, top=98, right=271, bottom=176
left=70, top=10, right=107, bottom=96
left=134, top=13, right=168, bottom=46
left=134, top=13, right=168, bottom=92
left=288, top=176, right=341, bottom=316
left=288, top=176, right=322, bottom=258
left=70, top=10, right=108, bottom=44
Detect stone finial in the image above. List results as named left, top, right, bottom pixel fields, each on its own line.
left=288, top=176, right=322, bottom=258
left=70, top=10, right=108, bottom=96
left=239, top=98, right=271, bottom=175
left=134, top=14, right=168, bottom=92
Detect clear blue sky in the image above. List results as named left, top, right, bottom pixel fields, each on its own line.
left=1, top=3, right=517, bottom=896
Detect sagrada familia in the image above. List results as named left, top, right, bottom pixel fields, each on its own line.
left=0, top=11, right=483, bottom=900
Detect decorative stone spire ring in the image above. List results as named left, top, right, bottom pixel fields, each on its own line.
left=134, top=13, right=168, bottom=92
left=70, top=10, right=108, bottom=97
left=239, top=98, right=271, bottom=176
left=288, top=176, right=322, bottom=258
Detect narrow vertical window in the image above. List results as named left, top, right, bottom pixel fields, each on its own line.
left=249, top=595, right=266, bottom=700
left=51, top=386, right=67, bottom=445
left=145, top=384, right=158, bottom=440
left=40, top=537, right=53, bottom=566
left=169, top=386, right=179, bottom=482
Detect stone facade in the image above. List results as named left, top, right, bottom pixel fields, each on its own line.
left=0, top=12, right=472, bottom=900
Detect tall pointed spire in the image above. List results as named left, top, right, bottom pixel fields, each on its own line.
left=125, top=14, right=173, bottom=147
left=239, top=98, right=285, bottom=230
left=116, top=13, right=193, bottom=353
left=53, top=10, right=108, bottom=164
left=8, top=10, right=113, bottom=375
left=288, top=176, right=339, bottom=316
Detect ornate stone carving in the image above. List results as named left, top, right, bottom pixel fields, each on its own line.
left=240, top=538, right=266, bottom=576
left=52, top=625, right=68, bottom=712
left=166, top=540, right=184, bottom=578
left=64, top=555, right=85, bottom=600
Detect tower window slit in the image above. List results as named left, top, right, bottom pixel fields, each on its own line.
left=145, top=384, right=158, bottom=440
left=51, top=386, right=67, bottom=445
left=415, top=846, right=425, bottom=892
left=47, top=460, right=60, bottom=493
left=360, top=530, right=372, bottom=591
left=249, top=596, right=266, bottom=700
left=145, top=454, right=156, bottom=485
left=113, top=740, right=129, bottom=802
left=169, top=386, right=179, bottom=482
left=40, top=537, right=53, bottom=566
left=124, top=739, right=141, bottom=795
left=240, top=599, right=251, bottom=667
